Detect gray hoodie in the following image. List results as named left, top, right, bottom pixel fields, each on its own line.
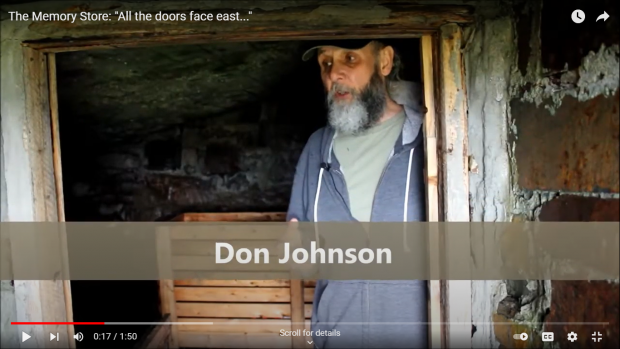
left=286, top=105, right=429, bottom=348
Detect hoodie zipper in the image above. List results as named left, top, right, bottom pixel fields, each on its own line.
left=330, top=168, right=357, bottom=222
left=369, top=152, right=397, bottom=222
left=369, top=145, right=414, bottom=221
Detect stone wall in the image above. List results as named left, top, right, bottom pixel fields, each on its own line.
left=61, top=120, right=309, bottom=221
left=52, top=40, right=322, bottom=221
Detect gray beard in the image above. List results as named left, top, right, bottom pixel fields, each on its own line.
left=326, top=72, right=387, bottom=136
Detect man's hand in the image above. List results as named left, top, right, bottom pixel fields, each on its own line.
left=277, top=218, right=318, bottom=278
left=277, top=218, right=302, bottom=259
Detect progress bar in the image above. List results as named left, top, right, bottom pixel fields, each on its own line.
left=11, top=322, right=610, bottom=325
left=10, top=322, right=213, bottom=325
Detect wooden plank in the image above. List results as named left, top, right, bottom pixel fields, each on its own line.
left=290, top=280, right=306, bottom=348
left=175, top=286, right=314, bottom=303
left=439, top=23, right=470, bottom=222
left=169, top=225, right=285, bottom=240
left=24, top=48, right=57, bottom=222
left=12, top=46, right=70, bottom=349
left=156, top=227, right=179, bottom=348
left=22, top=4, right=474, bottom=52
left=421, top=34, right=445, bottom=349
left=174, top=271, right=294, bottom=280
left=174, top=212, right=286, bottom=222
left=178, top=332, right=293, bottom=348
left=421, top=37, right=439, bottom=221
left=34, top=32, right=426, bottom=54
left=176, top=303, right=313, bottom=319
left=438, top=24, right=472, bottom=348
left=134, top=314, right=171, bottom=349
left=47, top=53, right=65, bottom=222
left=172, top=256, right=290, bottom=272
left=47, top=52, right=77, bottom=349
left=172, top=240, right=281, bottom=256
left=174, top=279, right=316, bottom=287
left=176, top=318, right=311, bottom=333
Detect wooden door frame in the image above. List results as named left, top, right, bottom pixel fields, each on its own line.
left=17, top=5, right=473, bottom=348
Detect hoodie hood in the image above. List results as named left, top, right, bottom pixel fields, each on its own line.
left=320, top=104, right=424, bottom=166
left=287, top=103, right=426, bottom=224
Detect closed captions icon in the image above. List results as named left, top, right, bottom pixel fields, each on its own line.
left=542, top=332, right=554, bottom=342
left=572, top=9, right=585, bottom=23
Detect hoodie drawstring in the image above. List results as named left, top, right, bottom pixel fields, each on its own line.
left=313, top=144, right=415, bottom=250
left=313, top=139, right=335, bottom=246
left=314, top=167, right=324, bottom=224
left=313, top=167, right=323, bottom=248
left=403, top=148, right=414, bottom=252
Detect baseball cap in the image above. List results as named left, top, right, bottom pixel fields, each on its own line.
left=301, top=39, right=377, bottom=61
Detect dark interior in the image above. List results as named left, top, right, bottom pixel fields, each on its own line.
left=56, top=38, right=421, bottom=348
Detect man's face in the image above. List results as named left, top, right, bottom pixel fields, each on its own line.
left=317, top=42, right=390, bottom=135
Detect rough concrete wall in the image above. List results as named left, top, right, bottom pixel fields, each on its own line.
left=464, top=1, right=516, bottom=347
left=0, top=39, right=35, bottom=222
left=510, top=0, right=619, bottom=218
left=495, top=0, right=620, bottom=348
left=0, top=281, right=19, bottom=348
left=1, top=110, right=19, bottom=348
left=1, top=114, right=6, bottom=221
left=467, top=0, right=619, bottom=347
left=0, top=37, right=29, bottom=349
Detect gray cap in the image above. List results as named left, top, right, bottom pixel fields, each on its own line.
left=301, top=39, right=376, bottom=61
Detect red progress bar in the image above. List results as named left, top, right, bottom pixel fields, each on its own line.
left=11, top=322, right=104, bottom=325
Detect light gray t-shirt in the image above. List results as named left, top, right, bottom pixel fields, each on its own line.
left=333, top=111, right=406, bottom=221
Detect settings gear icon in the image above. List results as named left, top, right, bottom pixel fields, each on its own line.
left=567, top=331, right=578, bottom=342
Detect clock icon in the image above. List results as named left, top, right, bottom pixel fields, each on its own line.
left=572, top=9, right=585, bottom=23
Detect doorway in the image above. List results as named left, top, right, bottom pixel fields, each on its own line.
left=54, top=38, right=421, bottom=348
left=17, top=6, right=474, bottom=346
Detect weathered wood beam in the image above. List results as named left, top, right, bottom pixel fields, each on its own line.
left=156, top=227, right=179, bottom=348
left=11, top=47, right=71, bottom=349
left=22, top=4, right=474, bottom=52
left=47, top=52, right=77, bottom=349
left=289, top=279, right=306, bottom=348
left=421, top=34, right=446, bottom=349
left=438, top=23, right=472, bottom=348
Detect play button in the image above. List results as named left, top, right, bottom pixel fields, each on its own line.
left=22, top=331, right=31, bottom=342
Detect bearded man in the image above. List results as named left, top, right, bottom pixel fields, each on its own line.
left=286, top=40, right=428, bottom=348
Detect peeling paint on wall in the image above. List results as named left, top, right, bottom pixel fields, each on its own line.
left=500, top=1, right=619, bottom=348
left=515, top=45, right=620, bottom=114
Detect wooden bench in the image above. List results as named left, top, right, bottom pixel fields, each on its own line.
left=154, top=212, right=314, bottom=348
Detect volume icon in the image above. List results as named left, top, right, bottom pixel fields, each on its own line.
left=74, top=332, right=84, bottom=342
